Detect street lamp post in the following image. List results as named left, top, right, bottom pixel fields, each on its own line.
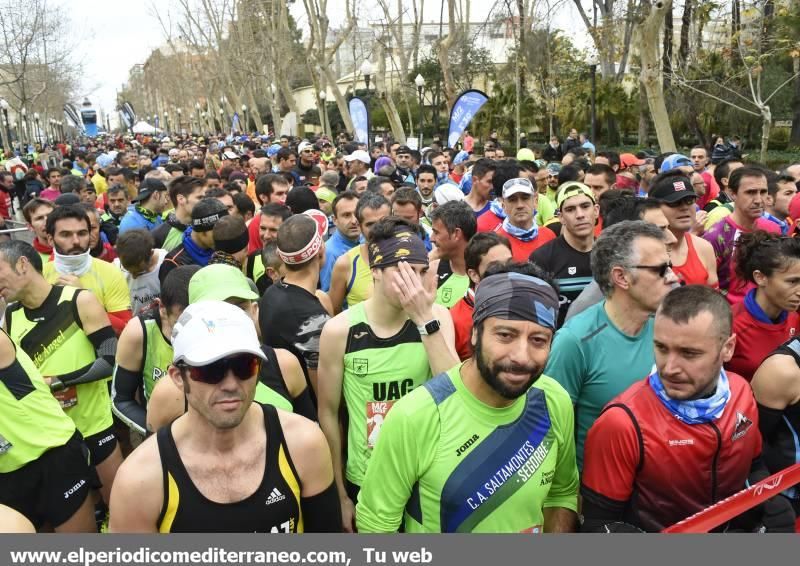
left=177, top=108, right=182, bottom=134
left=549, top=86, right=559, bottom=139
left=414, top=74, right=425, bottom=150
left=318, top=90, right=327, bottom=137
left=0, top=99, right=11, bottom=153
left=33, top=113, right=40, bottom=145
left=164, top=111, right=170, bottom=135
left=241, top=104, right=248, bottom=133
left=270, top=83, right=278, bottom=136
left=195, top=102, right=201, bottom=135
left=218, top=107, right=225, bottom=133
left=359, top=60, right=373, bottom=147
left=20, top=107, right=27, bottom=148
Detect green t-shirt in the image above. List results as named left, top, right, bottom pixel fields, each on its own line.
left=342, top=302, right=432, bottom=486
left=435, top=261, right=470, bottom=308
left=162, top=226, right=184, bottom=253
left=356, top=364, right=579, bottom=533
left=544, top=300, right=655, bottom=469
left=0, top=333, right=76, bottom=473
left=536, top=190, right=557, bottom=226
left=141, top=318, right=174, bottom=402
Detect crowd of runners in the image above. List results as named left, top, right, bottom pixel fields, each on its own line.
left=1, top=129, right=800, bottom=533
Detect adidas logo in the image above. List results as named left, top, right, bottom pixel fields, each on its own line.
left=266, top=487, right=286, bottom=505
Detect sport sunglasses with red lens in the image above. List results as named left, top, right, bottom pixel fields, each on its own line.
left=176, top=354, right=261, bottom=385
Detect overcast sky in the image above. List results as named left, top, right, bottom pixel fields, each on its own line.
left=66, top=0, right=584, bottom=120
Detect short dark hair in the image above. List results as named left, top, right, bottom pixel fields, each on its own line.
left=391, top=187, right=422, bottom=211
left=471, top=159, right=496, bottom=180
left=189, top=159, right=205, bottom=172
left=46, top=168, right=64, bottom=180
left=22, top=198, right=54, bottom=223
left=233, top=192, right=255, bottom=217
left=603, top=194, right=661, bottom=227
left=585, top=163, right=616, bottom=187
left=116, top=229, right=154, bottom=271
left=106, top=184, right=128, bottom=198
left=416, top=164, right=436, bottom=179
left=285, top=186, right=318, bottom=215
left=430, top=200, right=477, bottom=241
left=356, top=192, right=390, bottom=224
left=60, top=175, right=85, bottom=194
left=465, top=232, right=511, bottom=276
left=161, top=265, right=201, bottom=311
left=45, top=204, right=90, bottom=236
left=213, top=215, right=248, bottom=252
left=734, top=230, right=800, bottom=284
left=276, top=147, right=296, bottom=162
left=0, top=240, right=42, bottom=274
left=366, top=176, right=393, bottom=195
left=713, top=158, right=744, bottom=190
left=204, top=187, right=230, bottom=199
left=558, top=164, right=582, bottom=186
left=332, top=191, right=359, bottom=217
left=657, top=285, right=732, bottom=340
left=106, top=167, right=136, bottom=183
left=168, top=175, right=205, bottom=207
left=596, top=151, right=620, bottom=170
left=165, top=163, right=187, bottom=175
left=492, top=161, right=523, bottom=196
left=255, top=174, right=289, bottom=201
left=261, top=202, right=292, bottom=221
left=728, top=166, right=767, bottom=194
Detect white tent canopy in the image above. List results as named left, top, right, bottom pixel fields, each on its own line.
left=131, top=121, right=161, bottom=135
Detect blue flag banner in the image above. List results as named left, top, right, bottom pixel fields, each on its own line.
left=231, top=112, right=242, bottom=134
left=447, top=89, right=489, bottom=148
left=154, top=116, right=160, bottom=129
left=349, top=97, right=369, bottom=145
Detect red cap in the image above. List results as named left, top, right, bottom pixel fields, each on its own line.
left=619, top=153, right=645, bottom=170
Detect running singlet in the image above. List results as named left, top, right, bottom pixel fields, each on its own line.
left=762, top=338, right=800, bottom=505
left=254, top=345, right=293, bottom=413
left=156, top=404, right=303, bottom=533
left=671, top=234, right=709, bottom=286
left=0, top=332, right=76, bottom=473
left=344, top=246, right=373, bottom=310
left=435, top=260, right=470, bottom=309
left=6, top=286, right=113, bottom=438
left=356, top=366, right=579, bottom=533
left=530, top=236, right=592, bottom=328
left=141, top=317, right=174, bottom=403
left=342, top=302, right=432, bottom=487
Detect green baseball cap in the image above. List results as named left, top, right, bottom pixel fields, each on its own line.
left=316, top=187, right=337, bottom=203
left=188, top=264, right=259, bottom=304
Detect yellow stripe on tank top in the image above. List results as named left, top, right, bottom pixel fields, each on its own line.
left=278, top=444, right=303, bottom=533
left=159, top=472, right=180, bottom=533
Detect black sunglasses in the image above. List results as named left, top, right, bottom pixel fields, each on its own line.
left=665, top=196, right=697, bottom=208
left=631, top=261, right=673, bottom=278
left=176, top=354, right=260, bottom=385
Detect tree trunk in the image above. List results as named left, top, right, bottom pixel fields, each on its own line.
left=790, top=57, right=800, bottom=147
left=663, top=5, right=673, bottom=89
left=760, top=105, right=771, bottom=164
left=678, top=0, right=692, bottom=70
left=638, top=0, right=677, bottom=153
left=437, top=0, right=458, bottom=110
left=638, top=81, right=649, bottom=145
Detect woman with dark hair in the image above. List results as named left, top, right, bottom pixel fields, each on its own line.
left=727, top=231, right=800, bottom=381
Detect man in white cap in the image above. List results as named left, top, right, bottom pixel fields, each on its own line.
left=495, top=177, right=556, bottom=262
left=109, top=300, right=341, bottom=532
left=345, top=150, right=373, bottom=190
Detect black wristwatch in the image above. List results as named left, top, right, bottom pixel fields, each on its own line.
left=417, top=319, right=441, bottom=336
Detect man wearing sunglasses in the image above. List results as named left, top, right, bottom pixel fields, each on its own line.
left=109, top=301, right=341, bottom=533
left=650, top=171, right=719, bottom=288
left=545, top=220, right=678, bottom=469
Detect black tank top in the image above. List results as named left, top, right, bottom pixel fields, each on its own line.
left=765, top=339, right=800, bottom=501
left=156, top=403, right=304, bottom=532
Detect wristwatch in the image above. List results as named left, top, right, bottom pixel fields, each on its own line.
left=417, top=319, right=441, bottom=336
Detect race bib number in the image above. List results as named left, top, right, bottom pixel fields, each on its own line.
left=0, top=433, right=12, bottom=455
left=366, top=400, right=395, bottom=449
left=520, top=525, right=542, bottom=534
left=54, top=386, right=78, bottom=409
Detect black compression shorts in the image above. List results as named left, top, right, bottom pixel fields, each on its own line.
left=84, top=425, right=118, bottom=466
left=0, top=431, right=93, bottom=529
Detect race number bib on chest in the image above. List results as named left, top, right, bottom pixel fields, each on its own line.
left=53, top=386, right=78, bottom=409
left=366, top=401, right=395, bottom=449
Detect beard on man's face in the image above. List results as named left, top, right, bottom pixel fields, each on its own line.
left=474, top=329, right=543, bottom=400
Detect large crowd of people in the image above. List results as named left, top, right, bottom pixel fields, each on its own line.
left=1, top=129, right=800, bottom=534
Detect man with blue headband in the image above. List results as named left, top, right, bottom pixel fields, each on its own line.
left=356, top=262, right=579, bottom=533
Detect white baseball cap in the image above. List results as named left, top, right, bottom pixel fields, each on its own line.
left=344, top=149, right=371, bottom=164
left=434, top=183, right=465, bottom=206
left=298, top=141, right=314, bottom=153
left=171, top=301, right=266, bottom=366
left=501, top=177, right=534, bottom=199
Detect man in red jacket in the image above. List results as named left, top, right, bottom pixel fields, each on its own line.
left=581, top=285, right=795, bottom=532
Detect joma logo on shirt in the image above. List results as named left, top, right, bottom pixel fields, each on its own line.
left=372, top=379, right=414, bottom=401
left=456, top=434, right=480, bottom=457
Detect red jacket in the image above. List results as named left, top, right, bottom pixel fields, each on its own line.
left=727, top=301, right=799, bottom=381
left=450, top=289, right=475, bottom=361
left=494, top=224, right=556, bottom=262
left=582, top=371, right=761, bottom=532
